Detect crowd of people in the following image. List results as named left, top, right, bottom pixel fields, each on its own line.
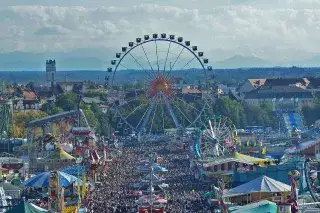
left=87, top=140, right=213, bottom=213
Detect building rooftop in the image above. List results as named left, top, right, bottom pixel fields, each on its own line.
left=263, top=78, right=308, bottom=87
left=244, top=86, right=313, bottom=99
left=21, top=89, right=37, bottom=100
left=182, top=88, right=203, bottom=94
left=248, top=79, right=266, bottom=88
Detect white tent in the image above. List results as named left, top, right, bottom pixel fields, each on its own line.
left=225, top=175, right=291, bottom=197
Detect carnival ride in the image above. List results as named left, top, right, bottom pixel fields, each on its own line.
left=0, top=100, right=13, bottom=141
left=194, top=115, right=237, bottom=160
left=304, top=159, right=320, bottom=205
left=26, top=110, right=91, bottom=173
left=107, top=33, right=213, bottom=138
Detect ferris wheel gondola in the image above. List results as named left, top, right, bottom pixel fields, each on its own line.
left=107, top=33, right=212, bottom=136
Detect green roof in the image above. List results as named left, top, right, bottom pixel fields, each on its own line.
left=6, top=201, right=48, bottom=213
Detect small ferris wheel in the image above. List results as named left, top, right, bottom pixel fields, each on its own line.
left=194, top=115, right=237, bottom=160
left=305, top=159, right=320, bottom=205
left=107, top=33, right=213, bottom=136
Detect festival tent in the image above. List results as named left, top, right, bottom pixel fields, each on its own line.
left=46, top=147, right=75, bottom=160
left=224, top=175, right=291, bottom=204
left=22, top=171, right=80, bottom=187
left=202, top=152, right=273, bottom=169
left=229, top=200, right=277, bottom=213
left=6, top=201, right=48, bottom=213
left=233, top=152, right=273, bottom=165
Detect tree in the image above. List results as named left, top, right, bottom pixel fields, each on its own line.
left=13, top=111, right=48, bottom=138
left=302, top=103, right=320, bottom=127
left=41, top=103, right=64, bottom=115
left=55, top=93, right=78, bottom=111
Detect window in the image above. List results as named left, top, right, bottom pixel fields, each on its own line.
left=221, top=164, right=225, bottom=171
left=214, top=165, right=218, bottom=172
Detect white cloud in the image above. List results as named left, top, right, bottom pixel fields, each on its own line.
left=1, top=1, right=320, bottom=62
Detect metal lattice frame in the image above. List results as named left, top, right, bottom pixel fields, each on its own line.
left=195, top=115, right=237, bottom=160
left=0, top=100, right=13, bottom=140
left=304, top=159, right=320, bottom=206
left=108, top=33, right=213, bottom=136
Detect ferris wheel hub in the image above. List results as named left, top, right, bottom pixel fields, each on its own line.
left=147, top=74, right=172, bottom=99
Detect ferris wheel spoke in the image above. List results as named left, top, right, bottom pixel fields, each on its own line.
left=155, top=40, right=160, bottom=72
left=163, top=41, right=172, bottom=73
left=138, top=96, right=157, bottom=132
left=128, top=52, right=154, bottom=79
left=172, top=103, right=191, bottom=125
left=161, top=93, right=180, bottom=128
left=140, top=43, right=155, bottom=73
left=161, top=102, right=165, bottom=132
left=180, top=56, right=196, bottom=70
left=124, top=103, right=146, bottom=120
left=117, top=96, right=141, bottom=108
left=167, top=46, right=184, bottom=76
left=149, top=101, right=158, bottom=134
left=174, top=97, right=200, bottom=113
left=119, top=63, right=131, bottom=70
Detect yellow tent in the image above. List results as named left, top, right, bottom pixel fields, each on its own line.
left=233, top=152, right=272, bottom=166
left=46, top=148, right=75, bottom=160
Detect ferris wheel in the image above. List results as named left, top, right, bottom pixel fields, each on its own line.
left=305, top=159, right=320, bottom=204
left=107, top=33, right=212, bottom=136
left=194, top=115, right=237, bottom=160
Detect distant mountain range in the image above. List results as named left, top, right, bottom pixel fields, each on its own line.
left=1, top=48, right=320, bottom=71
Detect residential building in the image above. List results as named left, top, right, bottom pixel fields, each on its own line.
left=238, top=79, right=266, bottom=97
left=243, top=86, right=313, bottom=106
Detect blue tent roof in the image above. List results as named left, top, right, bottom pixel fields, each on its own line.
left=23, top=171, right=80, bottom=188
left=60, top=165, right=86, bottom=176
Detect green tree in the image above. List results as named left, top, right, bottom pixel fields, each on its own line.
left=41, top=103, right=64, bottom=115
left=55, top=93, right=78, bottom=111
left=13, top=111, right=48, bottom=137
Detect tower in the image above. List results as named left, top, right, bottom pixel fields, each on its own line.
left=46, top=59, right=56, bottom=87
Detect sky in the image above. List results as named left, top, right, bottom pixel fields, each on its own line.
left=1, top=0, right=320, bottom=63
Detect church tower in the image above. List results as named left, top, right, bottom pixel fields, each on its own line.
left=46, top=59, right=56, bottom=87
